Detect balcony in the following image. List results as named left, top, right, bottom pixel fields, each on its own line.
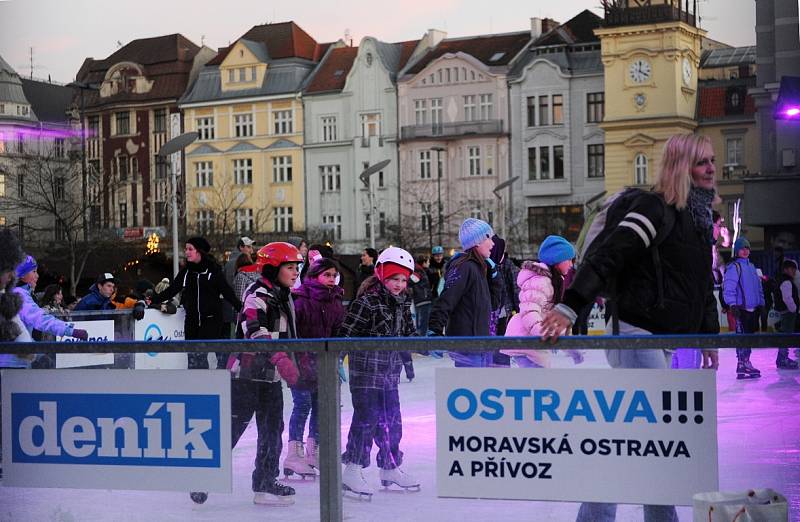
left=602, top=3, right=696, bottom=28
left=722, top=164, right=749, bottom=180
left=400, top=119, right=504, bottom=141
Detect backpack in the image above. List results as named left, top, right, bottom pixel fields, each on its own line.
left=574, top=187, right=676, bottom=334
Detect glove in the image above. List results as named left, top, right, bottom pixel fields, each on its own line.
left=133, top=301, right=146, bottom=320
left=71, top=328, right=89, bottom=341
left=160, top=302, right=177, bottom=314
left=270, top=352, right=299, bottom=386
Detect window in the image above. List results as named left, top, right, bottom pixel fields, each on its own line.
left=196, top=210, right=215, bottom=235
left=132, top=204, right=138, bottom=227
left=464, top=95, right=476, bottom=121
left=430, top=99, right=443, bottom=132
left=273, top=110, right=293, bottom=135
left=538, top=96, right=550, bottom=126
left=421, top=202, right=432, bottom=231
left=154, top=202, right=167, bottom=227
left=90, top=205, right=101, bottom=230
left=195, top=161, right=213, bottom=187
left=118, top=155, right=129, bottom=181
left=365, top=213, right=371, bottom=239
left=115, top=112, right=130, bottom=135
left=131, top=157, right=138, bottom=179
left=361, top=113, right=381, bottom=137
left=88, top=116, right=100, bottom=137
left=553, top=145, right=564, bottom=179
left=16, top=135, right=24, bottom=154
left=55, top=218, right=67, bottom=242
left=272, top=156, right=292, bottom=183
left=320, top=165, right=341, bottom=192
left=251, top=66, right=256, bottom=81
left=527, top=147, right=537, bottom=180
left=321, top=116, right=337, bottom=142
left=234, top=113, right=254, bottom=138
left=379, top=211, right=386, bottom=238
left=587, top=92, right=604, bottom=123
left=468, top=146, right=481, bottom=176
left=634, top=153, right=648, bottom=185
left=119, top=203, right=128, bottom=228
left=414, top=100, right=427, bottom=125
left=0, top=173, right=4, bottom=197
left=587, top=144, right=605, bottom=178
left=154, top=109, right=167, bottom=133
left=17, top=217, right=24, bottom=241
left=274, top=206, right=293, bottom=232
left=419, top=150, right=432, bottom=179
left=528, top=205, right=584, bottom=244
left=527, top=97, right=536, bottom=127
left=236, top=208, right=253, bottom=233
left=196, top=117, right=215, bottom=140
left=239, top=68, right=246, bottom=82
left=485, top=145, right=494, bottom=176
left=552, top=95, right=563, bottom=125
left=54, top=138, right=65, bottom=158
left=322, top=214, right=342, bottom=240
left=234, top=158, right=253, bottom=185
left=54, top=177, right=65, bottom=200
left=377, top=170, right=385, bottom=188
left=155, top=155, right=168, bottom=180
left=479, top=94, right=493, bottom=120
left=539, top=146, right=551, bottom=180
left=17, top=174, right=24, bottom=198
left=726, top=137, right=743, bottom=166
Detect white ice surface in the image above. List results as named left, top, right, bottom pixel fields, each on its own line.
left=1, top=347, right=798, bottom=521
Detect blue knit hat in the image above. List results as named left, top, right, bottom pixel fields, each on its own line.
left=16, top=255, right=37, bottom=279
left=459, top=218, right=494, bottom=251
left=538, top=235, right=575, bottom=266
left=733, top=237, right=751, bottom=253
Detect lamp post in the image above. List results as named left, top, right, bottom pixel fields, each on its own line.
left=492, top=176, right=520, bottom=239
left=431, top=146, right=445, bottom=246
left=66, top=81, right=100, bottom=242
left=158, top=132, right=198, bottom=276
left=359, top=159, right=391, bottom=250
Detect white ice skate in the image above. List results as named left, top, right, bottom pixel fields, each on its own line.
left=379, top=467, right=421, bottom=492
left=305, top=437, right=318, bottom=470
left=342, top=463, right=374, bottom=500
left=283, top=440, right=317, bottom=480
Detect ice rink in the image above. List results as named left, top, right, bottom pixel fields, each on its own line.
left=1, top=347, right=798, bottom=521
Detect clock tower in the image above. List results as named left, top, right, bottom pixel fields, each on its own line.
left=595, top=0, right=705, bottom=193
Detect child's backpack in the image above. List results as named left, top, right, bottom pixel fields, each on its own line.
left=574, top=187, right=676, bottom=334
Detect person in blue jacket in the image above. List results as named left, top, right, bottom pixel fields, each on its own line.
left=74, top=273, right=118, bottom=311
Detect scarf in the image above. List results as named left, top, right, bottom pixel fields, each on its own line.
left=687, top=186, right=715, bottom=242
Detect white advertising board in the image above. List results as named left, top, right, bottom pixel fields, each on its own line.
left=1, top=369, right=231, bottom=493
left=436, top=368, right=718, bottom=506
left=56, top=320, right=115, bottom=368
left=134, top=308, right=188, bottom=369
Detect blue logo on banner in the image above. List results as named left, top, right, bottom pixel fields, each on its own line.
left=11, top=393, right=220, bottom=467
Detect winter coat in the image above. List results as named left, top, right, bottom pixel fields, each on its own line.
left=409, top=264, right=433, bottom=306
left=151, top=256, right=241, bottom=330
left=222, top=250, right=244, bottom=323
left=778, top=272, right=798, bottom=314
left=495, top=258, right=520, bottom=315
left=233, top=264, right=260, bottom=302
left=338, top=280, right=416, bottom=390
left=564, top=192, right=719, bottom=335
left=74, top=285, right=116, bottom=311
left=0, top=286, right=32, bottom=368
left=356, top=264, right=375, bottom=288
left=427, top=258, right=446, bottom=298
left=292, top=279, right=346, bottom=390
left=723, top=257, right=765, bottom=312
left=13, top=284, right=75, bottom=338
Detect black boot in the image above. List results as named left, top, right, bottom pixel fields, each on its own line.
left=403, top=361, right=415, bottom=382
left=736, top=359, right=761, bottom=379
left=776, top=355, right=799, bottom=369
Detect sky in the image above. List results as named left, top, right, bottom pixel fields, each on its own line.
left=0, top=0, right=760, bottom=84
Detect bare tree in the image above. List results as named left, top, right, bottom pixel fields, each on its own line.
left=397, top=180, right=471, bottom=253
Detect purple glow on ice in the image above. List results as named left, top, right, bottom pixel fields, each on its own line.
left=0, top=125, right=95, bottom=140
left=785, top=107, right=800, bottom=117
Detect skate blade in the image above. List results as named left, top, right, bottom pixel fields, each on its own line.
left=253, top=493, right=295, bottom=506
left=283, top=468, right=318, bottom=480
left=736, top=373, right=761, bottom=379
left=381, top=480, right=421, bottom=492
left=342, top=485, right=373, bottom=501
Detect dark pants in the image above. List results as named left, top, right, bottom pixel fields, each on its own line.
left=777, top=312, right=796, bottom=360
left=185, top=319, right=224, bottom=369
left=343, top=387, right=403, bottom=470
left=231, top=378, right=284, bottom=492
left=734, top=309, right=759, bottom=361
left=288, top=388, right=318, bottom=442
left=415, top=303, right=431, bottom=336
left=399, top=351, right=415, bottom=380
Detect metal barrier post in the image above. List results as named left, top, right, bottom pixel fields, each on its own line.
left=318, top=344, right=343, bottom=522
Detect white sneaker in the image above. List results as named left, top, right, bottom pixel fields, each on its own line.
left=342, top=463, right=374, bottom=497
left=379, top=467, right=420, bottom=490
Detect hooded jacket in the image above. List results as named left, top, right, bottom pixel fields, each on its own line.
left=722, top=257, right=765, bottom=312
left=74, top=284, right=116, bottom=311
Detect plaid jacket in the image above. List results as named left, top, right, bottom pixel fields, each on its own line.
left=338, top=282, right=416, bottom=390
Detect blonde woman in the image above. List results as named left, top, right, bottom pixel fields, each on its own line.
left=541, top=134, right=721, bottom=522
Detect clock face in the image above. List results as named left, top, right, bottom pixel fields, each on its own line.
left=682, top=58, right=692, bottom=86
left=628, top=59, right=652, bottom=84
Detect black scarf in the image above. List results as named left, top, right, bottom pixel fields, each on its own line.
left=687, top=186, right=715, bottom=242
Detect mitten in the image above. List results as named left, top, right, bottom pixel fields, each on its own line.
left=270, top=352, right=299, bottom=386
left=160, top=302, right=177, bottom=314
left=71, top=328, right=89, bottom=341
left=133, top=301, right=146, bottom=320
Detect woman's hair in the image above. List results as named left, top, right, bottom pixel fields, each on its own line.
left=451, top=247, right=487, bottom=276
left=415, top=254, right=429, bottom=265
left=235, top=252, right=253, bottom=270
left=653, top=134, right=714, bottom=210
left=41, top=284, right=63, bottom=306
left=356, top=275, right=382, bottom=299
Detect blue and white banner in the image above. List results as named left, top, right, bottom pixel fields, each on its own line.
left=436, top=368, right=718, bottom=506
left=56, top=320, right=115, bottom=368
left=134, top=309, right=188, bottom=369
left=1, top=370, right=231, bottom=492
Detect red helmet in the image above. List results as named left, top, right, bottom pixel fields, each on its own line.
left=256, top=242, right=303, bottom=269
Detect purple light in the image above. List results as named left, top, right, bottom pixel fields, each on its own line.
left=0, top=125, right=95, bottom=140
left=785, top=107, right=800, bottom=117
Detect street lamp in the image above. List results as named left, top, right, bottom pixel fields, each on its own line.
left=66, top=81, right=100, bottom=242
left=359, top=159, right=391, bottom=250
left=158, top=132, right=198, bottom=276
left=431, top=146, right=445, bottom=246
left=492, top=176, right=520, bottom=239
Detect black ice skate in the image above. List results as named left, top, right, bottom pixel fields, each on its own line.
left=776, top=356, right=799, bottom=370
left=342, top=463, right=374, bottom=501
left=253, top=480, right=295, bottom=506
left=379, top=467, right=421, bottom=492
left=736, top=359, right=761, bottom=379
left=189, top=491, right=208, bottom=504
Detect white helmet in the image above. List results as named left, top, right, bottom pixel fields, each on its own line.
left=376, top=246, right=414, bottom=272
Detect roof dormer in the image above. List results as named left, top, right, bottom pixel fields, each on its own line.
left=220, top=40, right=269, bottom=92
left=100, top=62, right=153, bottom=97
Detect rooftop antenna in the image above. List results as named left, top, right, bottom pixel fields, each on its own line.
left=117, top=40, right=123, bottom=48
left=344, top=28, right=352, bottom=47
left=201, top=34, right=206, bottom=46
left=30, top=47, right=34, bottom=79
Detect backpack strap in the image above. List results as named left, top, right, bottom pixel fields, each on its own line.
left=650, top=198, right=677, bottom=311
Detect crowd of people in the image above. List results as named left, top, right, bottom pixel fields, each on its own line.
left=1, top=132, right=798, bottom=520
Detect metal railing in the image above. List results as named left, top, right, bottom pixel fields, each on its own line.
left=2, top=333, right=797, bottom=521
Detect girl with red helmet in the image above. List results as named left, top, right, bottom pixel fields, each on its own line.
left=338, top=247, right=421, bottom=498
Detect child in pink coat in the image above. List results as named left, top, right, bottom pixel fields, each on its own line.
left=502, top=235, right=583, bottom=367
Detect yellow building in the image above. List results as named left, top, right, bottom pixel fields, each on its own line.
left=595, top=1, right=705, bottom=194
left=179, top=22, right=330, bottom=242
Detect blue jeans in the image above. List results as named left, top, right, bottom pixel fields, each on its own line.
left=415, top=303, right=431, bottom=336
left=576, top=320, right=678, bottom=522
left=450, top=351, right=494, bottom=368
left=288, top=388, right=318, bottom=442
left=513, top=356, right=543, bottom=368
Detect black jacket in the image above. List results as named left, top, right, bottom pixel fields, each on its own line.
left=564, top=192, right=719, bottom=335
left=410, top=265, right=433, bottom=306
left=152, top=256, right=241, bottom=328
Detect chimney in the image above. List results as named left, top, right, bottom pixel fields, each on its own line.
left=531, top=17, right=543, bottom=40
left=426, top=29, right=447, bottom=48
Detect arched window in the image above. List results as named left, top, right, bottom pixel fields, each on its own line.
left=634, top=153, right=648, bottom=185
